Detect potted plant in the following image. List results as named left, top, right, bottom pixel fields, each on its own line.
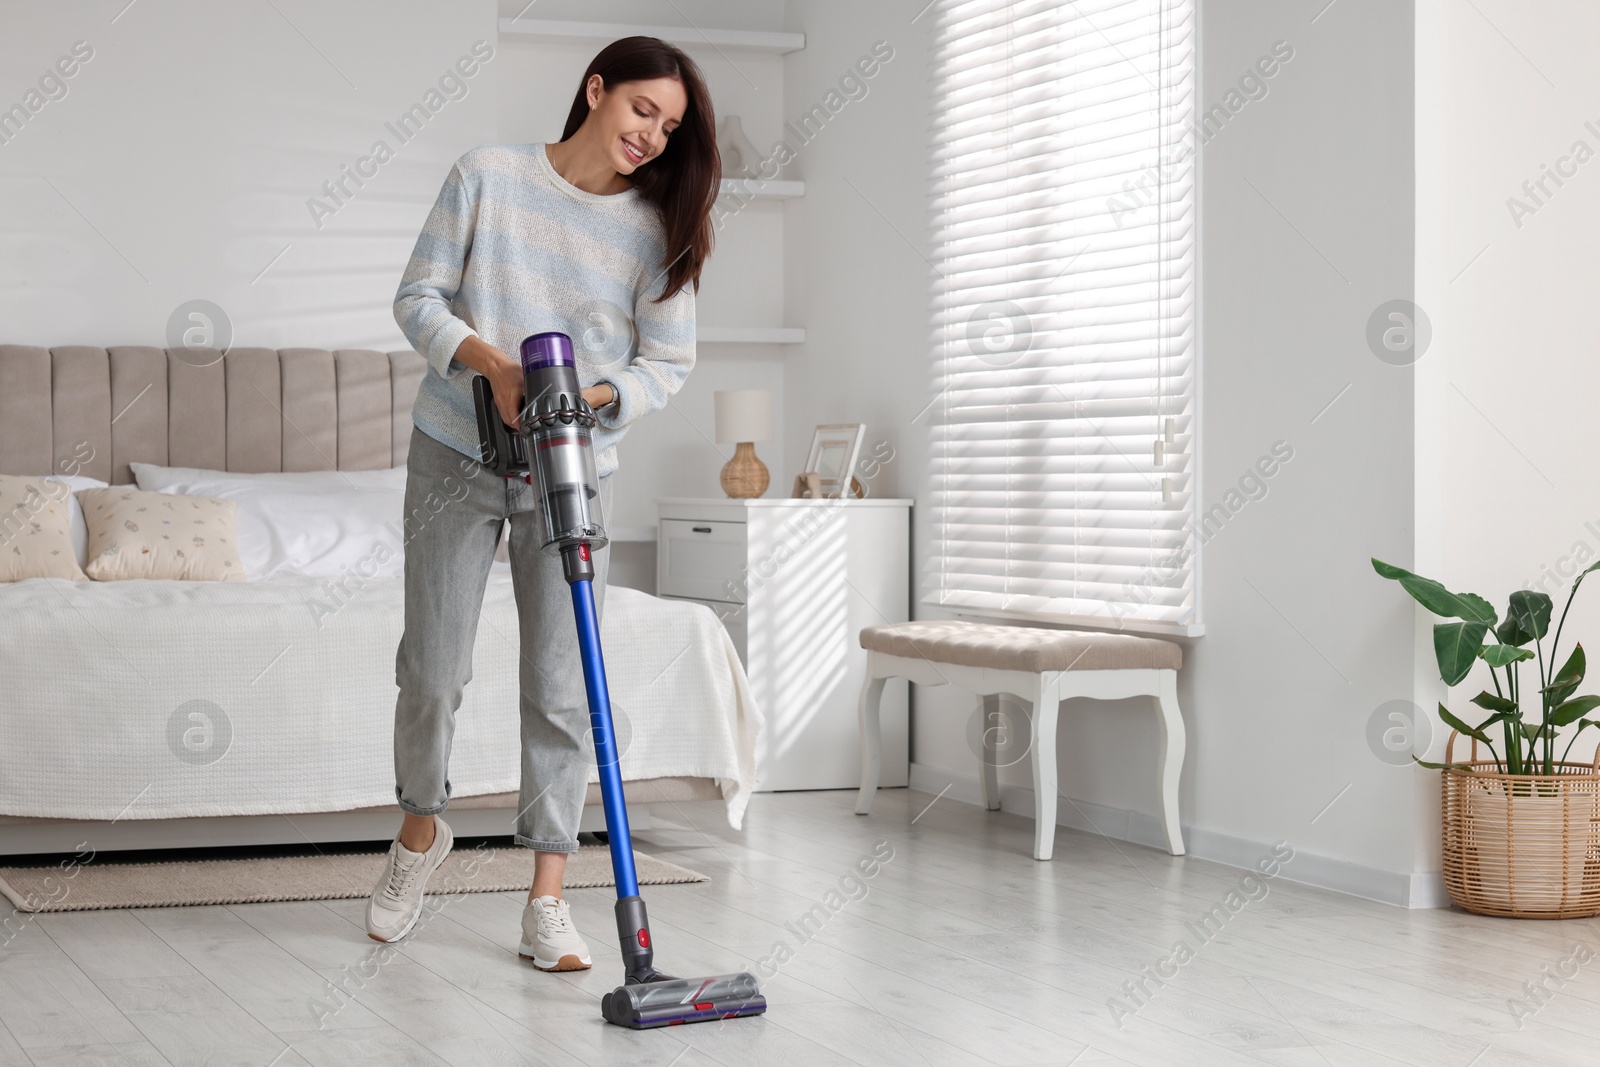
left=1373, top=557, right=1600, bottom=917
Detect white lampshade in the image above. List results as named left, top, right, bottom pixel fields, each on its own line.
left=713, top=389, right=774, bottom=444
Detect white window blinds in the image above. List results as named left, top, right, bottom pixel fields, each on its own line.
left=925, top=0, right=1200, bottom=635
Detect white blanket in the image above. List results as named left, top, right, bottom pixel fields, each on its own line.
left=0, top=571, right=761, bottom=828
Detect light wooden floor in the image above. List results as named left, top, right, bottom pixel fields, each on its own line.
left=0, top=787, right=1595, bottom=1066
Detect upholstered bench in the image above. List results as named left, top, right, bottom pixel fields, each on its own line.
left=854, top=620, right=1185, bottom=860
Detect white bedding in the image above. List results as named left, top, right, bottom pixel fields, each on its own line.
left=0, top=570, right=761, bottom=829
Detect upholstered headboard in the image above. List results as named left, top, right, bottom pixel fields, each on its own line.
left=0, top=346, right=427, bottom=484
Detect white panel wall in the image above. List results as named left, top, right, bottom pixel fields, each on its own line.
left=0, top=0, right=498, bottom=351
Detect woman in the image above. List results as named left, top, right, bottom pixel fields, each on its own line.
left=367, top=37, right=718, bottom=972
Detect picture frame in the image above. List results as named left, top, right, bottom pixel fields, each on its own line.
left=791, top=471, right=823, bottom=499
left=804, top=423, right=866, bottom=499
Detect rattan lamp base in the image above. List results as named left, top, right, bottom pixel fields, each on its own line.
left=720, top=442, right=770, bottom=498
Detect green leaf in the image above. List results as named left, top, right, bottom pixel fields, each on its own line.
left=1438, top=702, right=1493, bottom=744
left=1497, top=617, right=1531, bottom=647
left=1523, top=722, right=1545, bottom=741
left=1470, top=691, right=1517, bottom=714
left=1458, top=593, right=1499, bottom=625
left=1413, top=757, right=1481, bottom=771
left=1542, top=644, right=1586, bottom=706
left=1550, top=695, right=1600, bottom=727
left=1507, top=590, right=1553, bottom=642
left=1480, top=645, right=1535, bottom=667
left=1434, top=622, right=1490, bottom=686
left=1372, top=560, right=1498, bottom=625
left=1475, top=710, right=1514, bottom=732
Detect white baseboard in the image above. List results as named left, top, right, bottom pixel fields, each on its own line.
left=908, top=762, right=1447, bottom=909
left=1408, top=869, right=1453, bottom=908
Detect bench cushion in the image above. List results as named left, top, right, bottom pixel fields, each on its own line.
left=859, top=620, right=1182, bottom=673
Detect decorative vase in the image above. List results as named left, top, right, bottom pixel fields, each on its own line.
left=720, top=442, right=770, bottom=498
left=717, top=115, right=764, bottom=180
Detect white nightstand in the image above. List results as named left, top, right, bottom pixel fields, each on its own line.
left=656, top=496, right=912, bottom=792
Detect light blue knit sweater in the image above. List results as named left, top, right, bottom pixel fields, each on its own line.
left=393, top=142, right=696, bottom=476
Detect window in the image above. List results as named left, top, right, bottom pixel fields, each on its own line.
left=925, top=0, right=1200, bottom=635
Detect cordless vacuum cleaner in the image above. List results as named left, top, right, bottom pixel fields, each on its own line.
left=472, top=332, right=767, bottom=1029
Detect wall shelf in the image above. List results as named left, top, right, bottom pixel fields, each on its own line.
left=498, top=19, right=805, bottom=55
left=719, top=178, right=805, bottom=200
left=698, top=327, right=805, bottom=344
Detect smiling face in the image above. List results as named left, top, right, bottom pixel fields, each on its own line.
left=585, top=74, right=688, bottom=175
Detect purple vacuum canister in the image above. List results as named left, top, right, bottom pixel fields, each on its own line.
left=517, top=331, right=607, bottom=555
left=521, top=331, right=575, bottom=371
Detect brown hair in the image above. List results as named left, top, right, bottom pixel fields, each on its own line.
left=561, top=37, right=720, bottom=303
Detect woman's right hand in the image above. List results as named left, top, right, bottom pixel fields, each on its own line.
left=485, top=352, right=526, bottom=431
left=453, top=336, right=526, bottom=430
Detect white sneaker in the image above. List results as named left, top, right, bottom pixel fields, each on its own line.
left=519, top=895, right=592, bottom=971
left=365, top=818, right=453, bottom=943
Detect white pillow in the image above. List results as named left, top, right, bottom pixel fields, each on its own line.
left=130, top=463, right=408, bottom=580
left=39, top=474, right=109, bottom=569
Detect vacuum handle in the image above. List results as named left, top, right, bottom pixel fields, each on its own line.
left=471, top=374, right=529, bottom=478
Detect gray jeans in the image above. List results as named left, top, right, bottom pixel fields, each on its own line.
left=393, top=424, right=612, bottom=853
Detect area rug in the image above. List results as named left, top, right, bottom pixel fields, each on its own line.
left=0, top=844, right=708, bottom=913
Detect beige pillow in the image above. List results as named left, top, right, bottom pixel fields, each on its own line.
left=80, top=487, right=247, bottom=582
left=0, top=475, right=88, bottom=581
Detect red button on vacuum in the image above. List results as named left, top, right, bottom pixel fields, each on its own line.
left=636, top=927, right=649, bottom=948
left=579, top=543, right=590, bottom=561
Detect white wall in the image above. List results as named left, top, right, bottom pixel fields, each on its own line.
left=776, top=3, right=928, bottom=507
left=780, top=0, right=1434, bottom=904
left=0, top=0, right=498, bottom=351
left=492, top=0, right=794, bottom=535
left=0, top=0, right=801, bottom=544
left=1179, top=0, right=1423, bottom=901
left=5, top=0, right=1476, bottom=902
left=1421, top=5, right=1600, bottom=763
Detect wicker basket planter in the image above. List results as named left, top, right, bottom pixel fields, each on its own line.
left=1441, top=732, right=1600, bottom=918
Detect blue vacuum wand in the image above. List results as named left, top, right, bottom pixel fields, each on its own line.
left=472, top=332, right=767, bottom=1029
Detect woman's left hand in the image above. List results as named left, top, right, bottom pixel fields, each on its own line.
left=581, top=383, right=616, bottom=412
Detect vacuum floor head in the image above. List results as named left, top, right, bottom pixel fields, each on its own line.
left=601, top=972, right=767, bottom=1029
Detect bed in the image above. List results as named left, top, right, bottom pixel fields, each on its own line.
left=0, top=343, right=760, bottom=854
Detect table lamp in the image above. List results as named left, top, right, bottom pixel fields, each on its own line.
left=714, top=389, right=773, bottom=498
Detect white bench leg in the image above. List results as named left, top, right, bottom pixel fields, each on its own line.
left=855, top=673, right=888, bottom=815
left=1029, top=675, right=1058, bottom=860
left=978, top=694, right=1002, bottom=811
left=1156, top=670, right=1186, bottom=855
